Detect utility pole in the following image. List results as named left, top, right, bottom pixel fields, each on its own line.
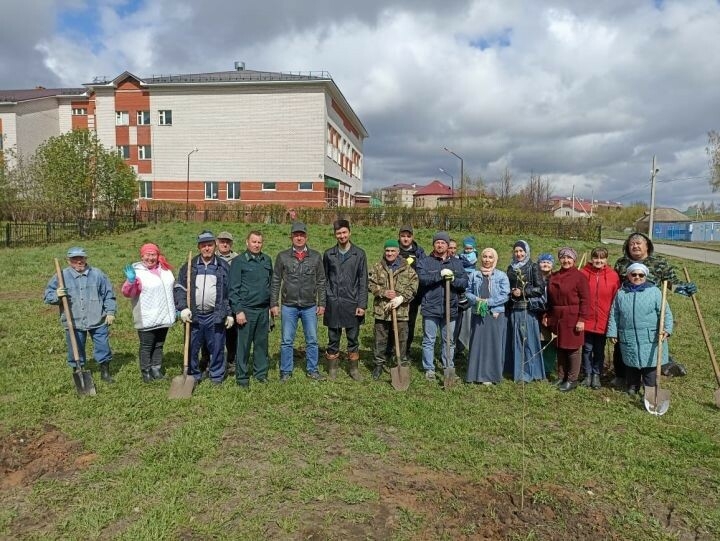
left=648, top=155, right=659, bottom=240
left=570, top=184, right=575, bottom=220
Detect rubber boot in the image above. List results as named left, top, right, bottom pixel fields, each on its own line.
left=100, top=363, right=115, bottom=384
left=150, top=366, right=165, bottom=380
left=591, top=374, right=601, bottom=389
left=348, top=352, right=362, bottom=382
left=579, top=375, right=592, bottom=387
left=372, top=364, right=383, bottom=380
left=141, top=369, right=153, bottom=383
left=326, top=352, right=339, bottom=380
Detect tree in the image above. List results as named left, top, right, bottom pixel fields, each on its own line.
left=518, top=171, right=553, bottom=211
left=32, top=129, right=137, bottom=218
left=707, top=130, right=720, bottom=192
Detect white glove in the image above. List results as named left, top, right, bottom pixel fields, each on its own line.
left=405, top=256, right=415, bottom=266
left=440, top=269, right=454, bottom=280
left=225, top=316, right=234, bottom=329
left=389, top=295, right=404, bottom=310
left=180, top=308, right=193, bottom=323
left=56, top=287, right=67, bottom=298
left=105, top=314, right=115, bottom=326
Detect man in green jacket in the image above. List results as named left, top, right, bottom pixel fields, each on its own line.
left=229, top=230, right=273, bottom=387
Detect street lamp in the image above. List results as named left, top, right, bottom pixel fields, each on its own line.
left=438, top=167, right=454, bottom=207
left=186, top=147, right=199, bottom=221
left=443, top=147, right=464, bottom=210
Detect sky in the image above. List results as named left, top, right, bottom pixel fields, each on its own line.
left=2, top=0, right=720, bottom=210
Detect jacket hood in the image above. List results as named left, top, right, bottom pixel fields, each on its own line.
left=622, top=232, right=654, bottom=260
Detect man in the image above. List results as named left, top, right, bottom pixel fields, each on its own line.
left=613, top=231, right=697, bottom=380
left=271, top=222, right=326, bottom=382
left=397, top=225, right=426, bottom=359
left=175, top=231, right=234, bottom=384
left=448, top=239, right=459, bottom=258
left=323, top=219, right=368, bottom=381
left=368, top=239, right=419, bottom=380
left=215, top=231, right=239, bottom=264
left=211, top=231, right=239, bottom=374
left=44, top=247, right=117, bottom=383
left=415, top=232, right=468, bottom=380
left=229, top=231, right=273, bottom=388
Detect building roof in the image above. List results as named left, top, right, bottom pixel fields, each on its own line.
left=551, top=200, right=592, bottom=214
left=383, top=183, right=418, bottom=191
left=414, top=180, right=452, bottom=196
left=0, top=88, right=86, bottom=103
left=635, top=208, right=692, bottom=223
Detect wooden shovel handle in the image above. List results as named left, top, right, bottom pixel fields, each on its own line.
left=183, top=251, right=192, bottom=376
left=388, top=271, right=402, bottom=361
left=54, top=258, right=82, bottom=364
left=655, top=281, right=668, bottom=385
left=683, top=268, right=720, bottom=386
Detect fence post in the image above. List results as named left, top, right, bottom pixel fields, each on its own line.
left=46, top=221, right=52, bottom=242
left=5, top=223, right=10, bottom=248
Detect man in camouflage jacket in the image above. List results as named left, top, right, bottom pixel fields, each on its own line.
left=367, top=240, right=419, bottom=380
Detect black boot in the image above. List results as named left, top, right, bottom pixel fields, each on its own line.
left=591, top=374, right=601, bottom=389
left=149, top=366, right=165, bottom=380
left=579, top=375, right=592, bottom=387
left=99, top=363, right=115, bottom=383
left=372, top=364, right=383, bottom=380
left=141, top=369, right=153, bottom=383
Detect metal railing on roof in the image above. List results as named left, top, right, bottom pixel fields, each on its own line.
left=145, top=70, right=333, bottom=84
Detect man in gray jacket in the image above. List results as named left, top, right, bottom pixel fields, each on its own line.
left=271, top=222, right=327, bottom=382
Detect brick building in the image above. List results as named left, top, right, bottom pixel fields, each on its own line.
left=0, top=64, right=367, bottom=209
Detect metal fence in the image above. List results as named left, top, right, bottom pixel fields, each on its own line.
left=3, top=216, right=143, bottom=247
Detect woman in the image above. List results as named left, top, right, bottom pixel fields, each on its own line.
left=580, top=247, right=620, bottom=389
left=122, top=243, right=176, bottom=382
left=544, top=247, right=591, bottom=392
left=465, top=248, right=510, bottom=384
left=506, top=240, right=546, bottom=382
left=606, top=263, right=673, bottom=396
left=537, top=253, right=557, bottom=379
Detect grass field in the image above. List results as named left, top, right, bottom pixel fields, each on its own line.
left=1, top=222, right=719, bottom=540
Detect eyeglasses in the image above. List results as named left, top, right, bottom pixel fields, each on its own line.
left=630, top=273, right=646, bottom=278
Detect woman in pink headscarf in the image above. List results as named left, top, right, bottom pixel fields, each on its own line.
left=122, top=243, right=176, bottom=382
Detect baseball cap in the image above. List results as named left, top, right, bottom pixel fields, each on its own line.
left=217, top=231, right=234, bottom=241
left=67, top=246, right=87, bottom=258
left=291, top=222, right=307, bottom=234
left=399, top=224, right=414, bottom=234
left=197, top=230, right=216, bottom=243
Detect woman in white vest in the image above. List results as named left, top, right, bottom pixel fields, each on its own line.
left=122, top=243, right=177, bottom=382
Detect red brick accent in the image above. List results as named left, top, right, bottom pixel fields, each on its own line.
left=331, top=100, right=360, bottom=139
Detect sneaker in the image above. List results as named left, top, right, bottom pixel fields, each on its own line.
left=306, top=371, right=326, bottom=381
left=425, top=370, right=436, bottom=381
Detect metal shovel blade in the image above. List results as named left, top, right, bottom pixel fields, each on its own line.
left=643, top=386, right=671, bottom=416
left=390, top=363, right=411, bottom=391
left=73, top=368, right=96, bottom=396
left=443, top=367, right=457, bottom=390
left=169, top=374, right=196, bottom=399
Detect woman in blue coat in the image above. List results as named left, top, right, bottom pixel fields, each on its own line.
left=606, top=263, right=673, bottom=395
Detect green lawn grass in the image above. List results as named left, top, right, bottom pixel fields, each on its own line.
left=1, top=223, right=719, bottom=540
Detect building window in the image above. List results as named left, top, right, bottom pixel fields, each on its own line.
left=72, top=108, right=87, bottom=115
left=227, top=182, right=241, bottom=200
left=117, top=145, right=130, bottom=159
left=262, top=182, right=276, bottom=191
left=138, top=145, right=152, bottom=160
left=205, top=181, right=219, bottom=200
left=139, top=181, right=152, bottom=199
left=159, top=110, right=173, bottom=126
left=298, top=182, right=313, bottom=191
left=137, top=111, right=150, bottom=125
left=116, top=111, right=129, bottom=125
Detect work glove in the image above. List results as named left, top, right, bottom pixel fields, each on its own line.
left=105, top=314, right=115, bottom=326
left=475, top=299, right=489, bottom=317
left=225, top=316, right=234, bottom=329
left=405, top=256, right=415, bottom=266
left=386, top=295, right=404, bottom=311
left=440, top=268, right=454, bottom=280
left=56, top=287, right=67, bottom=298
left=180, top=308, right=193, bottom=323
left=124, top=264, right=136, bottom=283
left=674, top=282, right=697, bottom=296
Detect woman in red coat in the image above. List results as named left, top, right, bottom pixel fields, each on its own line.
left=544, top=247, right=591, bottom=392
left=579, top=247, right=620, bottom=389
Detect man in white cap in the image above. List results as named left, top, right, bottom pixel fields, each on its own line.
left=44, top=247, right=117, bottom=383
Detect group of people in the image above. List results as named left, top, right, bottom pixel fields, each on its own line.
left=44, top=225, right=697, bottom=395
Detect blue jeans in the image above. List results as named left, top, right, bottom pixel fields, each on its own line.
left=421, top=316, right=456, bottom=371
left=189, top=313, right=226, bottom=382
left=280, top=305, right=319, bottom=375
left=582, top=331, right=607, bottom=376
left=64, top=325, right=112, bottom=368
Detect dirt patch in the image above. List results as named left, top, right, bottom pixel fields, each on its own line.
left=0, top=423, right=96, bottom=489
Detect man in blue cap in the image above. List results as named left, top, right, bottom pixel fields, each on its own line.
left=174, top=231, right=234, bottom=384
left=44, top=247, right=117, bottom=383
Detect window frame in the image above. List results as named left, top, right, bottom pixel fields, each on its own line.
left=72, top=108, right=87, bottom=116
left=136, top=110, right=150, bottom=125
left=138, top=145, right=152, bottom=160
left=158, top=109, right=173, bottom=126
left=117, top=145, right=130, bottom=159
left=138, top=180, right=152, bottom=199
left=261, top=182, right=277, bottom=191
left=298, top=182, right=313, bottom=191
left=227, top=181, right=241, bottom=200
left=115, top=111, right=129, bottom=126
left=205, top=181, right=219, bottom=200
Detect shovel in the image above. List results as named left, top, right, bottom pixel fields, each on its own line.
left=443, top=278, right=457, bottom=389
left=169, top=252, right=196, bottom=399
left=683, top=268, right=720, bottom=408
left=644, top=281, right=670, bottom=416
left=54, top=258, right=96, bottom=396
left=388, top=272, right=410, bottom=391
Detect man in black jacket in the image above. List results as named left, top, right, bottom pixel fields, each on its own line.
left=323, top=219, right=368, bottom=381
left=271, top=222, right=327, bottom=382
left=397, top=225, right=426, bottom=360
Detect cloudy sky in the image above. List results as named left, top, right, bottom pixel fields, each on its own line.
left=2, top=0, right=720, bottom=209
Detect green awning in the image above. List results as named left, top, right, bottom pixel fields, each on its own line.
left=324, top=177, right=340, bottom=189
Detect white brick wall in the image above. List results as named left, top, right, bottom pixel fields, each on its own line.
left=14, top=99, right=60, bottom=159
left=0, top=112, right=17, bottom=168
left=94, top=90, right=117, bottom=149
left=58, top=103, right=72, bottom=134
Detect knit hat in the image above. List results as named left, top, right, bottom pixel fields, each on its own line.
left=626, top=262, right=650, bottom=277
left=462, top=236, right=477, bottom=250
left=384, top=239, right=399, bottom=249
left=558, top=247, right=577, bottom=261
left=538, top=253, right=555, bottom=264
left=432, top=231, right=450, bottom=244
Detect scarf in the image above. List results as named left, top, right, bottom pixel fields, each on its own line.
left=510, top=240, right=531, bottom=271
left=140, top=243, right=173, bottom=270
left=480, top=247, right=498, bottom=276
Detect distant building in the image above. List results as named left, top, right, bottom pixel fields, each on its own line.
left=635, top=208, right=692, bottom=240
left=380, top=183, right=418, bottom=207
left=549, top=196, right=622, bottom=218
left=413, top=180, right=452, bottom=209
left=690, top=221, right=720, bottom=242
left=0, top=64, right=368, bottom=209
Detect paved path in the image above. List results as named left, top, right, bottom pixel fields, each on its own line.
left=603, top=239, right=720, bottom=265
